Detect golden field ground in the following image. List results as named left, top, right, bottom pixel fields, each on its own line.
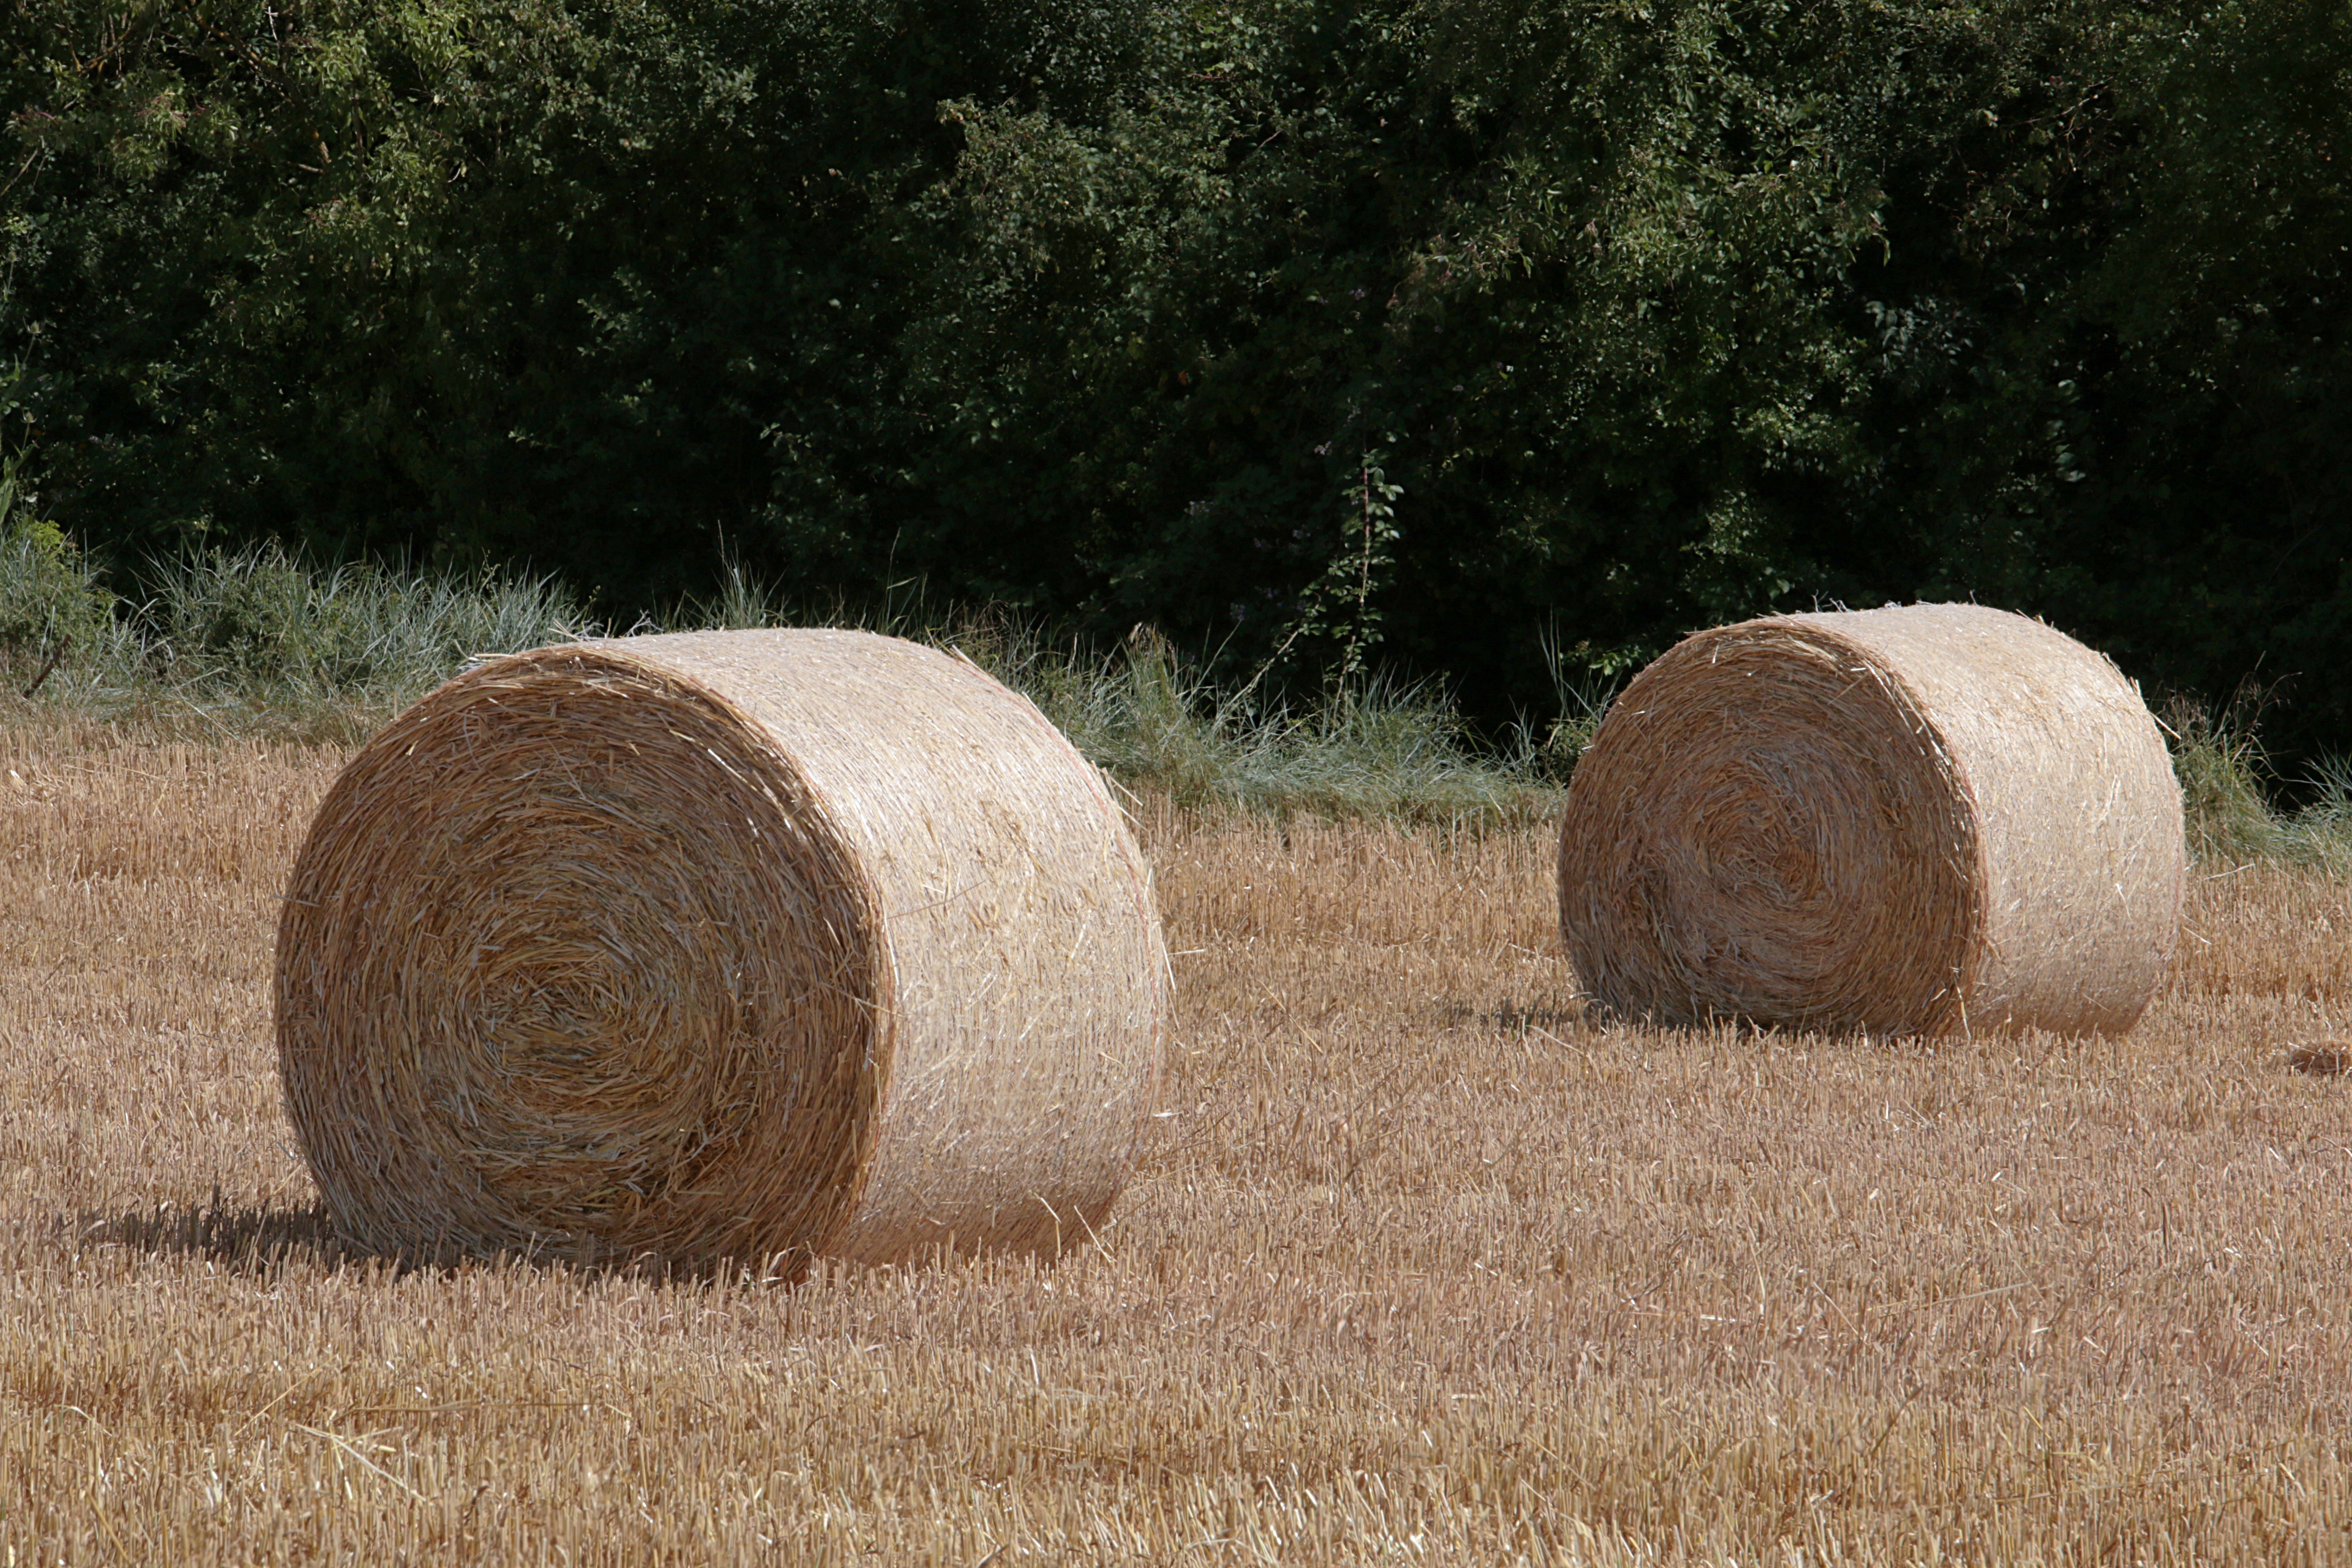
left=3, top=721, right=2352, bottom=1564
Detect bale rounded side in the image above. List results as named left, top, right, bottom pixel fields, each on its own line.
left=276, top=629, right=1169, bottom=1272
left=1557, top=603, right=2183, bottom=1036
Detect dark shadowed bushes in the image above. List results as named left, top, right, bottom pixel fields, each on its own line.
left=3, top=0, right=2348, bottom=757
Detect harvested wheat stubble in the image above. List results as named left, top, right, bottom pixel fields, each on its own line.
left=1558, top=602, right=2184, bottom=1036
left=275, top=629, right=1168, bottom=1274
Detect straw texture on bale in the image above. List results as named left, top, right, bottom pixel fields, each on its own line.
left=276, top=629, right=1169, bottom=1272
left=1558, top=603, right=2184, bottom=1037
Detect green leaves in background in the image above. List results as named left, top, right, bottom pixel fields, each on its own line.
left=4, top=0, right=2349, bottom=761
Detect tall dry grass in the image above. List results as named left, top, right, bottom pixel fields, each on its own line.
left=4, top=717, right=2352, bottom=1562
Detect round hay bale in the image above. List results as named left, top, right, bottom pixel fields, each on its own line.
left=1557, top=603, right=2184, bottom=1036
left=276, top=629, right=1169, bottom=1273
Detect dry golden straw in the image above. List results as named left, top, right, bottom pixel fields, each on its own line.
left=276, top=629, right=1169, bottom=1273
left=1558, top=603, right=2184, bottom=1036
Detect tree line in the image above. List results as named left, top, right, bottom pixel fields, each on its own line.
left=5, top=0, right=2347, bottom=761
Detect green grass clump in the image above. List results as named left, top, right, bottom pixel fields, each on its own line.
left=734, top=594, right=1561, bottom=824
left=3, top=541, right=590, bottom=740
left=13, top=537, right=2337, bottom=848
left=0, top=452, right=113, bottom=693
left=2158, top=690, right=2352, bottom=872
left=3, top=545, right=1558, bottom=821
left=2162, top=694, right=2288, bottom=866
left=1080, top=641, right=1550, bottom=824
left=138, top=545, right=587, bottom=736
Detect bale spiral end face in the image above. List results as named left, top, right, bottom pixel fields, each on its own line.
left=275, top=630, right=1170, bottom=1276
left=1557, top=603, right=2185, bottom=1038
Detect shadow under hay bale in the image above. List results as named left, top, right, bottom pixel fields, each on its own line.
left=78, top=1198, right=354, bottom=1274
left=1558, top=603, right=2185, bottom=1038
left=276, top=629, right=1169, bottom=1278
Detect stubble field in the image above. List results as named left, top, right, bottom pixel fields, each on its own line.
left=3, top=720, right=2351, bottom=1564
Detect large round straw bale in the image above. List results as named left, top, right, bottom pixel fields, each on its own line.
left=276, top=629, right=1168, bottom=1273
left=1557, top=603, right=2184, bottom=1036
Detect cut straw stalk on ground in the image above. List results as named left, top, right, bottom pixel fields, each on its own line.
left=6, top=723, right=2352, bottom=1563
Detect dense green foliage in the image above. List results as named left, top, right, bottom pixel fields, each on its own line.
left=0, top=447, right=109, bottom=678
left=3, top=1, right=2347, bottom=755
